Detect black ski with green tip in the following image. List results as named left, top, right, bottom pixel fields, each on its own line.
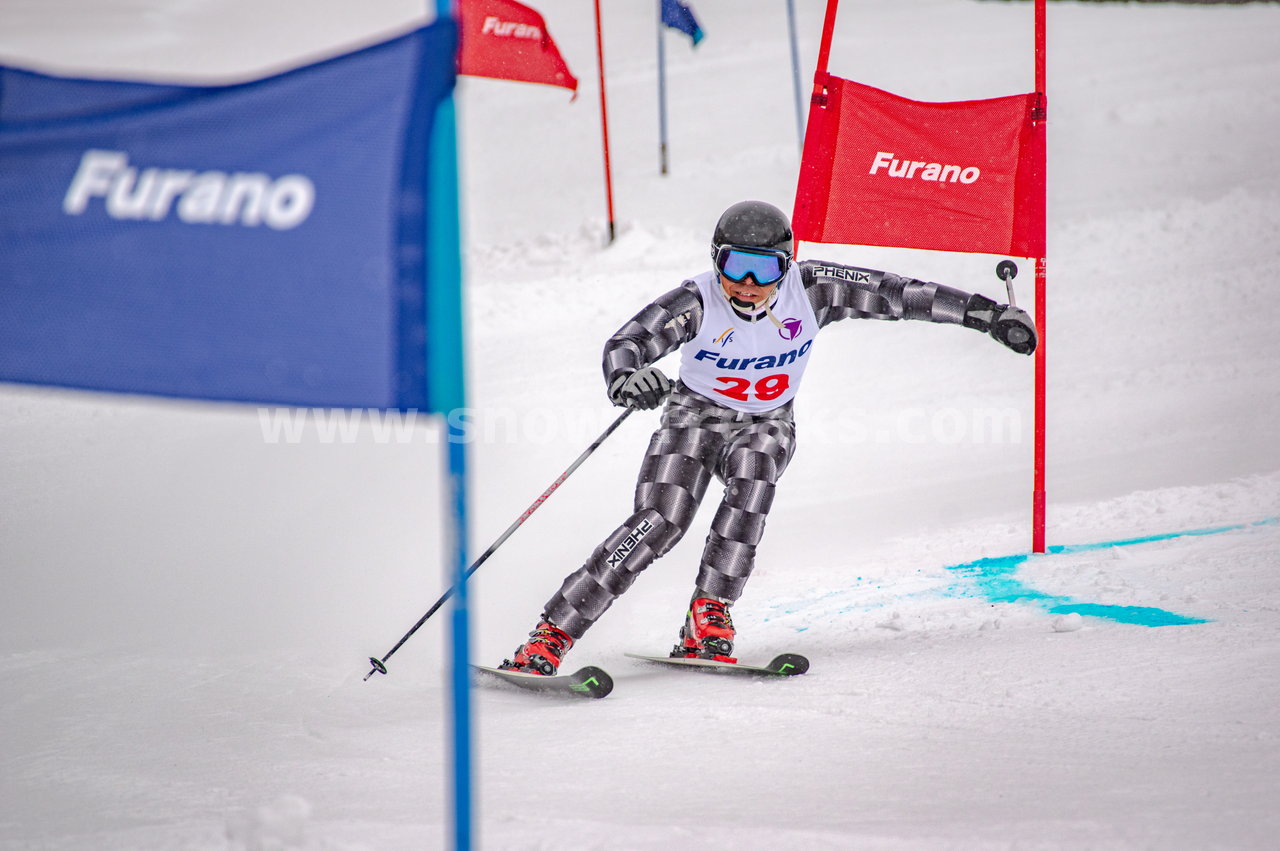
left=624, top=652, right=809, bottom=677
left=472, top=664, right=613, bottom=699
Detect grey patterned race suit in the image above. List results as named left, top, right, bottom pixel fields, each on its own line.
left=542, top=259, right=976, bottom=639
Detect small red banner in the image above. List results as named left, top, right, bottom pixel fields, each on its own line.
left=794, top=74, right=1044, bottom=258
left=458, top=0, right=578, bottom=94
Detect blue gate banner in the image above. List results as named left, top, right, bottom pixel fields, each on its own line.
left=0, top=21, right=457, bottom=409
left=661, top=0, right=704, bottom=46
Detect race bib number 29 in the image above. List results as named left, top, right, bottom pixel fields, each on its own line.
left=713, top=373, right=790, bottom=402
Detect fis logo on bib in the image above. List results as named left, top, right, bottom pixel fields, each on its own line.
left=778, top=318, right=803, bottom=341
left=713, top=328, right=735, bottom=346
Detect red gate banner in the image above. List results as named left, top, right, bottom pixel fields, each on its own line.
left=794, top=74, right=1044, bottom=258
left=459, top=0, right=578, bottom=94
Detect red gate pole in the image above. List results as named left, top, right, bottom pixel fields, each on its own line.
left=815, top=0, right=839, bottom=81
left=593, top=0, right=617, bottom=244
left=794, top=0, right=840, bottom=260
left=1033, top=0, right=1047, bottom=553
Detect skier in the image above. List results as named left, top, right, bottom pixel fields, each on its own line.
left=499, top=200, right=1037, bottom=675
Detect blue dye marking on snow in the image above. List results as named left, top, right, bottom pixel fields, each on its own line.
left=1046, top=603, right=1203, bottom=627
left=944, top=518, right=1277, bottom=627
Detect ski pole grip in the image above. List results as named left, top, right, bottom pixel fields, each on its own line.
left=996, top=260, right=1019, bottom=307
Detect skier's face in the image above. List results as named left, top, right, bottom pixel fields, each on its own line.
left=719, top=272, right=777, bottom=306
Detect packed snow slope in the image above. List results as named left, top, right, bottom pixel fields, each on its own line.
left=2, top=1, right=1279, bottom=849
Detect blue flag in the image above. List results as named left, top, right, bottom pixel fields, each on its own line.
left=0, top=22, right=457, bottom=410
left=662, top=0, right=704, bottom=46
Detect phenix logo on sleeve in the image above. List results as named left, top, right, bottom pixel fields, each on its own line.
left=679, top=267, right=818, bottom=414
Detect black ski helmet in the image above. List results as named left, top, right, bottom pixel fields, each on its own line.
left=711, top=200, right=794, bottom=261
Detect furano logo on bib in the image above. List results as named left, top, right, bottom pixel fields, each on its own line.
left=693, top=340, right=813, bottom=371
left=63, top=149, right=316, bottom=230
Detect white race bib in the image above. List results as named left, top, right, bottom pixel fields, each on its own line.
left=679, top=267, right=818, bottom=413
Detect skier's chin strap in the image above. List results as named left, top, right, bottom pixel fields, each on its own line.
left=724, top=287, right=786, bottom=329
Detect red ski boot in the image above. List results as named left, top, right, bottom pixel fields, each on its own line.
left=500, top=621, right=574, bottom=676
left=671, top=597, right=736, bottom=663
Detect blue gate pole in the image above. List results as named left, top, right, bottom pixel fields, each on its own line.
left=428, top=2, right=471, bottom=849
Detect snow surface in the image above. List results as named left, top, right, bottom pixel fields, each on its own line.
left=3, top=1, right=1280, bottom=848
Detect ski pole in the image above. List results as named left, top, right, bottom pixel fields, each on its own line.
left=996, top=259, right=1019, bottom=306
left=364, top=406, right=635, bottom=680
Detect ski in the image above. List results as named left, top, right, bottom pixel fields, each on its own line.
left=472, top=664, right=613, bottom=699
left=624, top=652, right=809, bottom=677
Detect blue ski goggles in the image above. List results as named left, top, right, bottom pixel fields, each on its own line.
left=714, top=245, right=791, bottom=286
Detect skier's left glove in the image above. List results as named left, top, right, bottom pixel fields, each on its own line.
left=963, top=294, right=1038, bottom=356
left=608, top=367, right=673, bottom=410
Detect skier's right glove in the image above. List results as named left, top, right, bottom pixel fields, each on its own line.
left=963, top=294, right=1038, bottom=356
left=608, top=367, right=673, bottom=410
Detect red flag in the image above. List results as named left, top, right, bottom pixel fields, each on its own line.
left=794, top=74, right=1044, bottom=257
left=458, top=0, right=578, bottom=95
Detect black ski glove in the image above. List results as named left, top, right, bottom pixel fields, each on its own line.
left=608, top=367, right=672, bottom=410
left=963, top=294, right=1038, bottom=355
